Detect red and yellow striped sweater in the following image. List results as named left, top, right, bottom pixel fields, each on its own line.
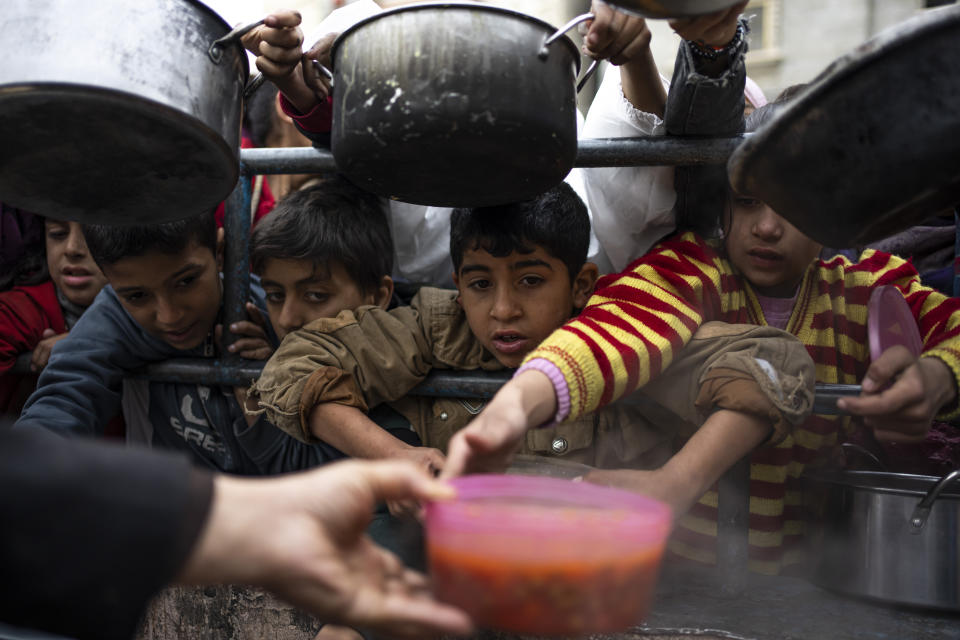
left=524, top=232, right=960, bottom=574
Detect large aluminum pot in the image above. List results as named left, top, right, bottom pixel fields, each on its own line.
left=803, top=468, right=960, bottom=610
left=0, top=0, right=249, bottom=224
left=329, top=3, right=582, bottom=207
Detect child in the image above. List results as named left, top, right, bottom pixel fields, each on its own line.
left=250, top=178, right=395, bottom=340
left=14, top=209, right=341, bottom=475
left=247, top=184, right=810, bottom=486
left=249, top=177, right=437, bottom=640
left=1, top=218, right=109, bottom=415
left=445, top=103, right=960, bottom=575
left=247, top=178, right=432, bottom=468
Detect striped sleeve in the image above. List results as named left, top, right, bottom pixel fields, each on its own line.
left=852, top=250, right=960, bottom=419
left=521, top=232, right=728, bottom=420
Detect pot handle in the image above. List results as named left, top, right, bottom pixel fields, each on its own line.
left=840, top=442, right=888, bottom=472
left=541, top=13, right=600, bottom=94
left=208, top=19, right=268, bottom=99
left=909, top=468, right=960, bottom=533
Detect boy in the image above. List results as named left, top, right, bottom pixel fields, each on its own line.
left=250, top=178, right=395, bottom=341
left=248, top=177, right=430, bottom=458
left=444, top=104, right=960, bottom=575
left=248, top=184, right=811, bottom=482
left=15, top=209, right=341, bottom=474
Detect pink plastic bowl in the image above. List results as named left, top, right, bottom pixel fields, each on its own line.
left=424, top=474, right=672, bottom=636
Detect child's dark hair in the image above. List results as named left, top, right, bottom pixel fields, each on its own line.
left=250, top=176, right=393, bottom=295
left=449, top=182, right=589, bottom=282
left=82, top=209, right=217, bottom=267
left=243, top=82, right=279, bottom=148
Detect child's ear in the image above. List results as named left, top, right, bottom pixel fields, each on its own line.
left=373, top=275, right=394, bottom=310
left=571, top=262, right=599, bottom=309
left=451, top=271, right=463, bottom=307
left=215, top=227, right=225, bottom=271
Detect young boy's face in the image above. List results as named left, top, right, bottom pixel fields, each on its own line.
left=103, top=241, right=222, bottom=350
left=259, top=258, right=389, bottom=340
left=725, top=196, right=823, bottom=298
left=45, top=219, right=109, bottom=308
left=454, top=246, right=596, bottom=368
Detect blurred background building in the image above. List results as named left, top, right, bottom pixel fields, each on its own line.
left=206, top=0, right=955, bottom=114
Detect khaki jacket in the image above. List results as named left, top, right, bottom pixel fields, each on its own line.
left=249, top=288, right=674, bottom=467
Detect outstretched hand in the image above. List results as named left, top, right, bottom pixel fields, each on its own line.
left=838, top=345, right=957, bottom=442
left=442, top=369, right=557, bottom=479
left=179, top=460, right=473, bottom=639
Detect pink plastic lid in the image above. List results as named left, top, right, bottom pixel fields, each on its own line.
left=868, top=285, right=923, bottom=362
left=425, top=474, right=672, bottom=560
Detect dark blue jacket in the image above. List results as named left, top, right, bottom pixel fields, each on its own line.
left=16, top=279, right=345, bottom=475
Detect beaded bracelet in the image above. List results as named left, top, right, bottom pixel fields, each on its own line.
left=688, top=21, right=746, bottom=61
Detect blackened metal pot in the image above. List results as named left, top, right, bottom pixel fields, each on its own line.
left=0, top=0, right=250, bottom=224
left=728, top=4, right=960, bottom=247
left=803, top=468, right=960, bottom=611
left=329, top=3, right=582, bottom=207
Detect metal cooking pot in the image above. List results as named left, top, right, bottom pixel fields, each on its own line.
left=803, top=468, right=960, bottom=611
left=328, top=3, right=586, bottom=207
left=603, top=0, right=743, bottom=18
left=728, top=4, right=960, bottom=247
left=0, top=0, right=252, bottom=224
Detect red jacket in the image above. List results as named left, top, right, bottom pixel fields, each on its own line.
left=0, top=281, right=64, bottom=414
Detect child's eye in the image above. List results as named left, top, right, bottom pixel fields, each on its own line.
left=734, top=196, right=762, bottom=208
left=520, top=275, right=545, bottom=287
left=468, top=279, right=491, bottom=291
left=175, top=275, right=197, bottom=288
left=306, top=291, right=330, bottom=303
left=264, top=291, right=284, bottom=304
left=47, top=231, right=68, bottom=241
left=122, top=292, right=147, bottom=304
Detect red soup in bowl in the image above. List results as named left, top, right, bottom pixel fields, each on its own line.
left=424, top=474, right=671, bottom=636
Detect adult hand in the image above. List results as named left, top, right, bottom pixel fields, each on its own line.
left=837, top=345, right=957, bottom=442
left=582, top=1, right=653, bottom=66
left=669, top=0, right=747, bottom=47
left=179, top=460, right=473, bottom=639
left=30, top=329, right=68, bottom=372
left=242, top=10, right=319, bottom=114
left=218, top=302, right=273, bottom=360
left=442, top=370, right=557, bottom=479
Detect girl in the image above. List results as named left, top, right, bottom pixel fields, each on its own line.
left=1, top=217, right=108, bottom=414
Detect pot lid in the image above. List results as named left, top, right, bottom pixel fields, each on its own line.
left=728, top=5, right=960, bottom=248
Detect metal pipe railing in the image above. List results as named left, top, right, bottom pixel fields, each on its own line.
left=12, top=351, right=859, bottom=411
left=239, top=136, right=748, bottom=175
